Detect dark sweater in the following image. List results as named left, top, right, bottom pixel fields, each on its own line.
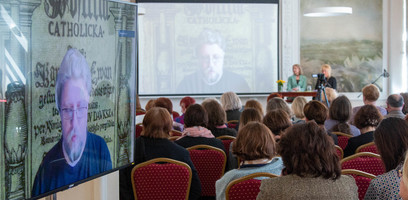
left=343, top=131, right=374, bottom=158
left=210, top=127, right=237, bottom=138
left=175, top=136, right=226, bottom=154
left=119, top=137, right=201, bottom=200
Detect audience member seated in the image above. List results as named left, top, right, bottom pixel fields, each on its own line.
left=221, top=91, right=243, bottom=121
left=266, top=92, right=283, bottom=103
left=399, top=152, right=408, bottom=200
left=266, top=97, right=292, bottom=120
left=239, top=108, right=263, bottom=129
left=384, top=94, right=406, bottom=119
left=216, top=122, right=284, bottom=200
left=154, top=97, right=184, bottom=131
left=325, top=96, right=361, bottom=136
left=343, top=105, right=383, bottom=158
left=135, top=98, right=156, bottom=124
left=174, top=96, right=196, bottom=124
left=119, top=107, right=201, bottom=200
left=257, top=122, right=358, bottom=199
left=401, top=92, right=408, bottom=115
left=365, top=118, right=408, bottom=199
left=244, top=99, right=265, bottom=116
left=350, top=84, right=387, bottom=124
left=321, top=87, right=338, bottom=107
left=202, top=98, right=237, bottom=137
left=263, top=109, right=292, bottom=142
left=175, top=104, right=226, bottom=154
left=303, top=100, right=338, bottom=145
left=291, top=96, right=307, bottom=124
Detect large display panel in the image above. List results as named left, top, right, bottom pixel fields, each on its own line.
left=0, top=0, right=136, bottom=199
left=138, top=0, right=279, bottom=96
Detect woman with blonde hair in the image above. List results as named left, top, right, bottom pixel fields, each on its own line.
left=220, top=91, right=243, bottom=122
left=291, top=96, right=307, bottom=124
left=287, top=64, right=307, bottom=92
left=315, top=64, right=337, bottom=90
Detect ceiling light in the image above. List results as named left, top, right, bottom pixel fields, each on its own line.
left=304, top=7, right=352, bottom=17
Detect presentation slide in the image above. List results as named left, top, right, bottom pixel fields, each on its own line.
left=138, top=2, right=279, bottom=95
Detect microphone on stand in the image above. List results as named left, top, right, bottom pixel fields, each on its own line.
left=357, top=69, right=389, bottom=98
left=383, top=69, right=390, bottom=78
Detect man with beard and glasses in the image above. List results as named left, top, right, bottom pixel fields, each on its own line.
left=32, top=48, right=112, bottom=196
left=176, top=29, right=250, bottom=94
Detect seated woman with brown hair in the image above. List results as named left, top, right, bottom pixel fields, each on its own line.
left=175, top=104, right=225, bottom=153
left=325, top=95, right=361, bottom=137
left=257, top=122, right=358, bottom=200
left=216, top=122, right=284, bottom=200
left=119, top=107, right=201, bottom=200
left=244, top=99, right=264, bottom=116
left=343, top=104, right=383, bottom=157
left=365, top=118, right=408, bottom=199
left=263, top=109, right=292, bottom=141
left=201, top=98, right=237, bottom=137
left=239, top=108, right=263, bottom=129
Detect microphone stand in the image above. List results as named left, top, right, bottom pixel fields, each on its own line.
left=357, top=70, right=387, bottom=98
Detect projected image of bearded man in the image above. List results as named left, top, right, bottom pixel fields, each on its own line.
left=177, top=29, right=250, bottom=94
left=32, top=48, right=112, bottom=197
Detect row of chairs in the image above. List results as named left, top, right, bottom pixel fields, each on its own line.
left=333, top=132, right=378, bottom=154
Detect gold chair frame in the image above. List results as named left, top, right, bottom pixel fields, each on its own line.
left=225, top=172, right=278, bottom=200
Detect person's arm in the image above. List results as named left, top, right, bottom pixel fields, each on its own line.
left=287, top=76, right=294, bottom=91
left=329, top=77, right=337, bottom=90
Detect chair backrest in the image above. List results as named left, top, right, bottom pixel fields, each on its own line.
left=227, top=120, right=239, bottom=129
left=216, top=135, right=236, bottom=157
left=335, top=145, right=344, bottom=159
left=187, top=145, right=227, bottom=197
left=136, top=109, right=146, bottom=116
left=172, top=111, right=180, bottom=119
left=131, top=158, right=192, bottom=200
left=340, top=152, right=385, bottom=176
left=355, top=142, right=378, bottom=154
left=136, top=123, right=143, bottom=138
left=225, top=172, right=278, bottom=200
left=332, top=132, right=352, bottom=150
left=170, top=129, right=183, bottom=136
left=342, top=169, right=376, bottom=200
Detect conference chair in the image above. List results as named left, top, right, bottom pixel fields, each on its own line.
left=340, top=152, right=385, bottom=176
left=170, top=129, right=183, bottom=137
left=335, top=145, right=344, bottom=159
left=355, top=142, right=378, bottom=154
left=216, top=135, right=236, bottom=158
left=227, top=120, right=239, bottom=130
left=225, top=172, right=278, bottom=200
left=187, top=145, right=227, bottom=197
left=136, top=109, right=146, bottom=116
left=332, top=132, right=352, bottom=150
left=172, top=111, right=180, bottom=119
left=131, top=158, right=192, bottom=200
left=342, top=169, right=376, bottom=200
left=135, top=123, right=143, bottom=138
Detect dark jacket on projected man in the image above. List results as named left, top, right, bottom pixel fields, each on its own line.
left=176, top=70, right=250, bottom=94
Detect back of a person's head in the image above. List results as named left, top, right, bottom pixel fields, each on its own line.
left=220, top=91, right=242, bottom=111
left=279, top=122, right=341, bottom=180
left=362, top=84, right=380, bottom=102
left=263, top=109, right=292, bottom=136
left=329, top=95, right=352, bottom=122
left=145, top=99, right=156, bottom=111
left=374, top=118, right=408, bottom=172
left=184, top=104, right=208, bottom=128
left=244, top=99, right=264, bottom=116
left=266, top=92, right=283, bottom=103
left=354, top=104, right=383, bottom=130
left=202, top=98, right=226, bottom=129
left=291, top=97, right=307, bottom=119
left=322, top=88, right=338, bottom=105
left=387, top=94, right=404, bottom=108
left=180, top=96, right=196, bottom=109
left=154, top=97, right=173, bottom=114
left=142, top=107, right=172, bottom=139
left=401, top=93, right=408, bottom=114
left=266, top=97, right=292, bottom=117
left=232, top=122, right=276, bottom=161
left=303, top=100, right=328, bottom=125
left=240, top=108, right=263, bottom=128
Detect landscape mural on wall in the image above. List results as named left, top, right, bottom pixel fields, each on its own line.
left=300, top=0, right=383, bottom=92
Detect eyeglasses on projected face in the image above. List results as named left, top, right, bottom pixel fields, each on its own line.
left=60, top=107, right=88, bottom=120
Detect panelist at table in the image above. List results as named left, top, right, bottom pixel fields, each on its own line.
left=314, top=64, right=337, bottom=90
left=287, top=64, right=307, bottom=92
